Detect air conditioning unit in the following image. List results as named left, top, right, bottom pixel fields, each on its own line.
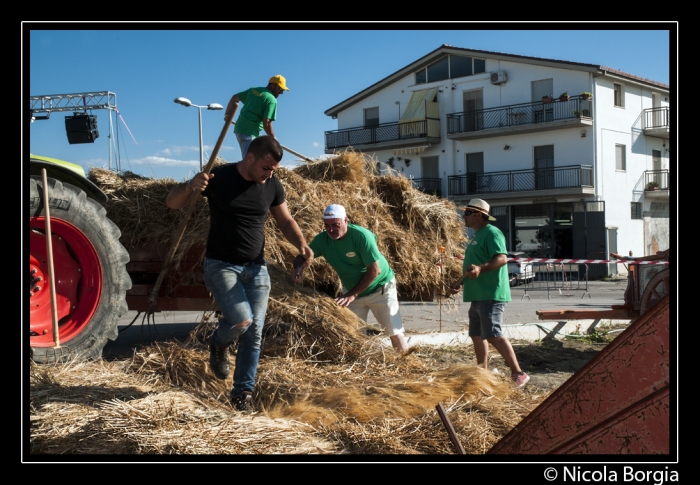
left=490, top=71, right=507, bottom=85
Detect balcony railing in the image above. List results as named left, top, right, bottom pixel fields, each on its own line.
left=325, top=120, right=431, bottom=150
left=410, top=178, right=442, bottom=196
left=644, top=170, right=670, bottom=190
left=642, top=107, right=669, bottom=130
left=447, top=95, right=592, bottom=135
left=448, top=164, right=593, bottom=196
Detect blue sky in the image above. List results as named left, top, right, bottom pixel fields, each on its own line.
left=26, top=24, right=675, bottom=182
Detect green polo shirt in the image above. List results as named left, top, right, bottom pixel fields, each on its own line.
left=462, top=224, right=511, bottom=302
left=233, top=87, right=277, bottom=137
left=309, top=224, right=394, bottom=297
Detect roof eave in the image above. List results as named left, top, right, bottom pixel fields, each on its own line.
left=324, top=45, right=669, bottom=117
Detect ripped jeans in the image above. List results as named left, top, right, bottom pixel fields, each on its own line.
left=203, top=258, right=270, bottom=398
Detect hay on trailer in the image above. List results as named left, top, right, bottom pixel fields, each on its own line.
left=88, top=149, right=467, bottom=300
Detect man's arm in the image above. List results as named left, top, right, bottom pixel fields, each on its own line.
left=335, top=261, right=380, bottom=307
left=224, top=94, right=240, bottom=124
left=262, top=118, right=275, bottom=138
left=166, top=172, right=214, bottom=209
left=465, top=253, right=507, bottom=279
left=270, top=202, right=313, bottom=263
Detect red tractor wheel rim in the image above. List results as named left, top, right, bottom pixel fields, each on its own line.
left=29, top=217, right=102, bottom=346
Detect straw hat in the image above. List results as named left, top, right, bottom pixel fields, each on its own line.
left=461, top=198, right=496, bottom=221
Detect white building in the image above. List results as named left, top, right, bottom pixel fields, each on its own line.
left=324, top=44, right=671, bottom=278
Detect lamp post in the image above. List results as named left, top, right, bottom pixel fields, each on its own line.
left=174, top=97, right=224, bottom=171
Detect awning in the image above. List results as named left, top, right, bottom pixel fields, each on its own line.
left=393, top=145, right=430, bottom=156
left=400, top=87, right=439, bottom=122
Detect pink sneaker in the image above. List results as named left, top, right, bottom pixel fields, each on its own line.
left=512, top=372, right=530, bottom=388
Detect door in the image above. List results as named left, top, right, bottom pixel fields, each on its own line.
left=532, top=79, right=554, bottom=123
left=420, top=156, right=440, bottom=195
left=463, top=89, right=483, bottom=132
left=652, top=149, right=662, bottom=187
left=534, top=145, right=554, bottom=190
left=466, top=152, right=484, bottom=194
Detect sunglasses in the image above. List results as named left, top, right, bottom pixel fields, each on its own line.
left=462, top=210, right=475, bottom=217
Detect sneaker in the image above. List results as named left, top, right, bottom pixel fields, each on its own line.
left=209, top=338, right=230, bottom=380
left=231, top=391, right=256, bottom=413
left=512, top=371, right=530, bottom=388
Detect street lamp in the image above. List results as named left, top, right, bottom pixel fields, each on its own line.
left=174, top=97, right=224, bottom=171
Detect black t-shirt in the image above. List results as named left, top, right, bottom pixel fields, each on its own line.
left=201, top=163, right=285, bottom=265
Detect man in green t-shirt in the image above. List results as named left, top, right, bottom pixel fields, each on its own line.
left=224, top=75, right=289, bottom=158
left=449, top=199, right=529, bottom=388
left=292, top=204, right=409, bottom=352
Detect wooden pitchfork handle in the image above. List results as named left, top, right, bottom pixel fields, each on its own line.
left=231, top=120, right=315, bottom=163
left=145, top=118, right=232, bottom=314
left=41, top=168, right=62, bottom=348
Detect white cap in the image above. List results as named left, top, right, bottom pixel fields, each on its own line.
left=323, top=204, right=347, bottom=219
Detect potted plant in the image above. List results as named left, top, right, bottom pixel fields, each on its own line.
left=580, top=92, right=592, bottom=100
left=542, top=95, right=554, bottom=104
left=404, top=158, right=411, bottom=167
left=647, top=180, right=660, bottom=191
left=574, top=110, right=581, bottom=117
left=386, top=157, right=395, bottom=169
left=559, top=92, right=570, bottom=102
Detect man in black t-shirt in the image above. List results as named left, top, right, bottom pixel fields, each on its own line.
left=167, top=136, right=313, bottom=413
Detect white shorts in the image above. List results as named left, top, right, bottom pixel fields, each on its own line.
left=344, top=277, right=405, bottom=337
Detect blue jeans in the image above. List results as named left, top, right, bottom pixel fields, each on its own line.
left=203, top=258, right=270, bottom=398
left=235, top=133, right=255, bottom=159
left=467, top=300, right=506, bottom=339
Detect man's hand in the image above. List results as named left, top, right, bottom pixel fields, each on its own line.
left=448, top=282, right=462, bottom=295
left=334, top=294, right=356, bottom=307
left=466, top=264, right=481, bottom=279
left=299, top=245, right=314, bottom=267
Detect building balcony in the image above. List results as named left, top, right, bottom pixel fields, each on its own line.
left=643, top=169, right=670, bottom=198
left=410, top=177, right=442, bottom=197
left=447, top=164, right=594, bottom=201
left=324, top=119, right=441, bottom=153
left=642, top=107, right=669, bottom=139
left=446, top=96, right=593, bottom=140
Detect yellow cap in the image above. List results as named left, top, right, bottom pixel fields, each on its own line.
left=269, top=75, right=289, bottom=91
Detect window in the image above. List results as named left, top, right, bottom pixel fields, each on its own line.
left=631, top=202, right=642, bottom=220
left=415, top=55, right=486, bottom=84
left=614, top=83, right=623, bottom=107
left=427, top=58, right=449, bottom=83
left=364, top=107, right=379, bottom=127
left=615, top=144, right=626, bottom=171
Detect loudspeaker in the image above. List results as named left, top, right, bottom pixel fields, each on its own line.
left=65, top=114, right=99, bottom=144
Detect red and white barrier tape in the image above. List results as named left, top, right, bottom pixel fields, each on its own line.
left=507, top=258, right=669, bottom=265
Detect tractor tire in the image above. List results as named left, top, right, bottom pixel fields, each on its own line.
left=29, top=176, right=131, bottom=363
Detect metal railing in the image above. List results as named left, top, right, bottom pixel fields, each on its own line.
left=325, top=120, right=429, bottom=150
left=448, top=164, right=593, bottom=196
left=447, top=95, right=592, bottom=135
left=642, top=107, right=669, bottom=130
left=517, top=263, right=590, bottom=300
left=410, top=178, right=442, bottom=196
left=644, top=170, right=670, bottom=190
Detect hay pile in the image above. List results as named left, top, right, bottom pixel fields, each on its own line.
left=29, top=342, right=545, bottom=455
